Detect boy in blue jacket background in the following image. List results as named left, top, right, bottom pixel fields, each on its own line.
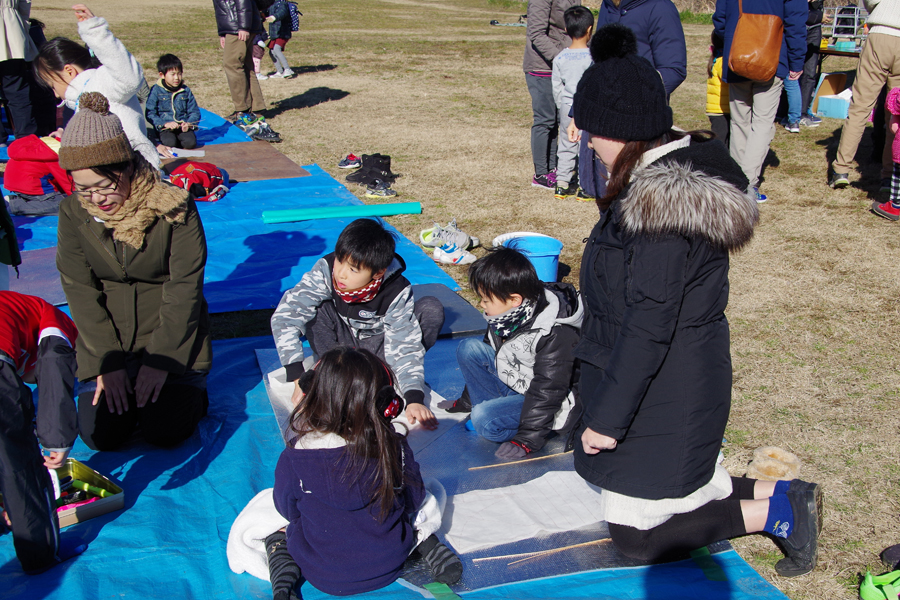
left=146, top=54, right=201, bottom=150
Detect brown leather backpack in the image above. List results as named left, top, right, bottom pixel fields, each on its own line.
left=728, top=0, right=783, bottom=81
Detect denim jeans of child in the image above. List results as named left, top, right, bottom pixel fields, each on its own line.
left=456, top=337, right=524, bottom=443
left=783, top=77, right=801, bottom=124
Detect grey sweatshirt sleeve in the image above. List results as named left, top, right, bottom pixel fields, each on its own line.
left=382, top=286, right=426, bottom=400
left=270, top=258, right=333, bottom=378
left=551, top=54, right=565, bottom=108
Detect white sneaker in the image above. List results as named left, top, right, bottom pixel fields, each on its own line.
left=282, top=68, right=295, bottom=78
left=433, top=242, right=476, bottom=265
left=256, top=72, right=268, bottom=80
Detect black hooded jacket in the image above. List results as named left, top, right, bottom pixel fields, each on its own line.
left=485, top=282, right=583, bottom=452
left=575, top=138, right=758, bottom=500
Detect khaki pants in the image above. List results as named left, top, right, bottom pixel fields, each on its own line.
left=833, top=32, right=900, bottom=178
left=222, top=35, right=266, bottom=114
left=729, top=77, right=783, bottom=189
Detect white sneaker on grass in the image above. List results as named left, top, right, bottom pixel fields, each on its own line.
left=433, top=242, right=476, bottom=265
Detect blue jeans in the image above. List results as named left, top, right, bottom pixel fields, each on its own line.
left=456, top=337, right=524, bottom=443
left=783, top=77, right=801, bottom=124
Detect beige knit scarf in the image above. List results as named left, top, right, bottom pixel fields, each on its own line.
left=78, top=156, right=190, bottom=250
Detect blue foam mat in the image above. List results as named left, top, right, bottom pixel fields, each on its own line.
left=195, top=108, right=253, bottom=145
left=0, top=335, right=787, bottom=599
left=9, top=164, right=459, bottom=313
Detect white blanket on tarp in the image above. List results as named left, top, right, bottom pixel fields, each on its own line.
left=441, top=471, right=605, bottom=554
left=226, top=488, right=289, bottom=581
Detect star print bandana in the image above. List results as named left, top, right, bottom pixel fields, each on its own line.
left=485, top=299, right=536, bottom=338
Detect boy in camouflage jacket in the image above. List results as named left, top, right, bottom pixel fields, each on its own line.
left=271, top=219, right=445, bottom=428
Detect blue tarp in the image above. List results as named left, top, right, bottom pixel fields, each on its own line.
left=0, top=336, right=788, bottom=600
left=9, top=164, right=459, bottom=313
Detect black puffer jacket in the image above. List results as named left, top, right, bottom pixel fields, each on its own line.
left=575, top=138, right=758, bottom=500
left=213, top=0, right=263, bottom=36
left=486, top=282, right=583, bottom=452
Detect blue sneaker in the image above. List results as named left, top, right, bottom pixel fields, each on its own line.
left=753, top=187, right=767, bottom=203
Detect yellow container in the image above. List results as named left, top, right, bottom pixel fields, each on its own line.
left=55, top=458, right=124, bottom=527
left=820, top=38, right=829, bottom=50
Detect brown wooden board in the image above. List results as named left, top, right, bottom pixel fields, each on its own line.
left=162, top=141, right=310, bottom=182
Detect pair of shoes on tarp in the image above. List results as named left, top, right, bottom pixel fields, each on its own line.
left=346, top=154, right=398, bottom=186
left=228, top=111, right=282, bottom=143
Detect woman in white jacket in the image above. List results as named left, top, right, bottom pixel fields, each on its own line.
left=33, top=4, right=159, bottom=168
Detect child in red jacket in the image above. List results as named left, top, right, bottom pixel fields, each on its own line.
left=0, top=291, right=87, bottom=573
left=3, top=135, right=72, bottom=216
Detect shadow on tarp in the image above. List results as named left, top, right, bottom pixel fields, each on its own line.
left=204, top=230, right=327, bottom=312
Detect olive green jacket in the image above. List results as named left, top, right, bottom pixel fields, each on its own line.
left=56, top=193, right=212, bottom=381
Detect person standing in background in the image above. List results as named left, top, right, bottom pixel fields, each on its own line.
left=0, top=0, right=38, bottom=141
left=523, top=0, right=579, bottom=190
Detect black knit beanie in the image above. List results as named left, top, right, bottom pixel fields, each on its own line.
left=572, top=24, right=672, bottom=141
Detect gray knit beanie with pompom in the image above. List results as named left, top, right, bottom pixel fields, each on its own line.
left=58, top=92, right=134, bottom=171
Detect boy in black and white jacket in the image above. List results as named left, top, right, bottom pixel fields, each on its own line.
left=456, top=248, right=583, bottom=459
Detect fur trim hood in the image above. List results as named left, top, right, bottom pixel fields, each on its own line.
left=619, top=140, right=759, bottom=252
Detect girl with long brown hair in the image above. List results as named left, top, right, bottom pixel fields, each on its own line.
left=270, top=347, right=461, bottom=597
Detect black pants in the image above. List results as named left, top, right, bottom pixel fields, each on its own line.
left=607, top=476, right=755, bottom=562
left=800, top=45, right=820, bottom=116
left=0, top=362, right=59, bottom=571
left=0, top=59, right=36, bottom=139
left=305, top=296, right=444, bottom=358
left=158, top=129, right=197, bottom=150
left=708, top=114, right=731, bottom=148
left=6, top=191, right=65, bottom=217
left=77, top=362, right=208, bottom=451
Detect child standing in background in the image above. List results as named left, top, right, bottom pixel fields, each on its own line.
left=252, top=33, right=268, bottom=80
left=706, top=31, right=730, bottom=147
left=263, top=0, right=295, bottom=79
left=872, top=88, right=900, bottom=221
left=270, top=348, right=461, bottom=597
left=145, top=54, right=201, bottom=150
left=551, top=5, right=594, bottom=200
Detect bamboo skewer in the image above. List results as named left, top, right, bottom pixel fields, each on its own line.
left=471, top=538, right=611, bottom=566
left=467, top=450, right=573, bottom=471
left=506, top=539, right=611, bottom=566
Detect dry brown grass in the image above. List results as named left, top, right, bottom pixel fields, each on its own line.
left=34, top=2, right=900, bottom=598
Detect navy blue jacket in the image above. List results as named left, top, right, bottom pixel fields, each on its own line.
left=268, top=0, right=293, bottom=41
left=274, top=433, right=425, bottom=596
left=713, top=0, right=807, bottom=82
left=596, top=0, right=687, bottom=95
left=145, top=82, right=201, bottom=130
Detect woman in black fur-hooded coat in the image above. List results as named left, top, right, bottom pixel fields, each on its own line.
left=570, top=24, right=822, bottom=578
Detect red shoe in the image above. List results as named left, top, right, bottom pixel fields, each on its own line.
left=872, top=200, right=900, bottom=221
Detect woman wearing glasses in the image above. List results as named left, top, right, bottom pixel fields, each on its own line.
left=56, top=92, right=211, bottom=451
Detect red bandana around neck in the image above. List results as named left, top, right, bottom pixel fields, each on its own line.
left=333, top=274, right=384, bottom=304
